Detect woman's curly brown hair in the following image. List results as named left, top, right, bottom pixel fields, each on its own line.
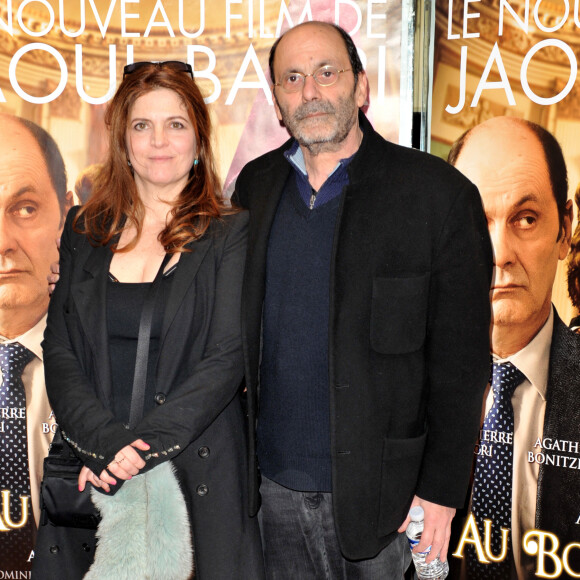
left=74, top=62, right=234, bottom=253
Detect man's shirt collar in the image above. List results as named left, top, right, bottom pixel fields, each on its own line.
left=492, top=307, right=553, bottom=400
left=0, top=314, right=46, bottom=361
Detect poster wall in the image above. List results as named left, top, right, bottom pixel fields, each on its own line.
left=432, top=0, right=580, bottom=577
left=0, top=0, right=404, bottom=575
left=0, top=0, right=405, bottom=191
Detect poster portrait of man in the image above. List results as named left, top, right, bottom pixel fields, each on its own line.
left=448, top=117, right=580, bottom=579
left=0, top=114, right=73, bottom=571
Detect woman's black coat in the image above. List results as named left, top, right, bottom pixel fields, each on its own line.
left=35, top=208, right=264, bottom=579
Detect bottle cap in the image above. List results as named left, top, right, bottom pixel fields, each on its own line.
left=409, top=506, right=424, bottom=521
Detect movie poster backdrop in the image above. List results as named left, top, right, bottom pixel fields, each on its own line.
left=432, top=0, right=580, bottom=576
left=0, top=0, right=403, bottom=575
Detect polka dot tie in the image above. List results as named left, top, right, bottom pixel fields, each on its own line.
left=0, top=342, right=35, bottom=571
left=468, top=362, right=525, bottom=579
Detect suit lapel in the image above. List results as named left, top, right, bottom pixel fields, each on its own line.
left=536, top=315, right=580, bottom=532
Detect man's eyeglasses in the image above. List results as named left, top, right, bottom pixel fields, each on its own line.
left=123, top=61, right=194, bottom=79
left=274, top=65, right=352, bottom=93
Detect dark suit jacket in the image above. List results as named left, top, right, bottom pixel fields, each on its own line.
left=39, top=208, right=264, bottom=579
left=234, top=112, right=493, bottom=559
left=535, top=314, right=580, bottom=572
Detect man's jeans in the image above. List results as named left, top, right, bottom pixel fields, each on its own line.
left=258, top=476, right=412, bottom=579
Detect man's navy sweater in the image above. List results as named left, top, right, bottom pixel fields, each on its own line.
left=257, top=147, right=350, bottom=492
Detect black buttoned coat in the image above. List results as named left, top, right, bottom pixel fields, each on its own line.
left=36, top=208, right=264, bottom=579
left=234, top=112, right=493, bottom=560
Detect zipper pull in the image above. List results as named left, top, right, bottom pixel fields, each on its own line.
left=309, top=189, right=317, bottom=210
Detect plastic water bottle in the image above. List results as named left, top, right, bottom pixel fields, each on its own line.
left=405, top=506, right=449, bottom=580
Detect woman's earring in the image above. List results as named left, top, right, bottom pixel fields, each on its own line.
left=127, top=159, right=132, bottom=167
left=193, top=158, right=199, bottom=166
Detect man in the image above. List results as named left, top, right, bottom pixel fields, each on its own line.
left=449, top=116, right=580, bottom=578
left=0, top=114, right=72, bottom=571
left=233, top=21, right=493, bottom=578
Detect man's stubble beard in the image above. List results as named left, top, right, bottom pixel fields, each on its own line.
left=277, top=92, right=358, bottom=156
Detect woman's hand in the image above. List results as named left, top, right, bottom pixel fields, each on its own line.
left=78, top=465, right=111, bottom=493
left=105, top=439, right=150, bottom=481
left=77, top=439, right=150, bottom=493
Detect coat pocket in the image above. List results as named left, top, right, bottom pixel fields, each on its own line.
left=370, top=274, right=430, bottom=354
left=377, top=431, right=427, bottom=536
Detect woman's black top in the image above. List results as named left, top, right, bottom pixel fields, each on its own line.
left=106, top=265, right=176, bottom=425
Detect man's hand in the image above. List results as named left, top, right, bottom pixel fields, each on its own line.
left=397, top=495, right=456, bottom=563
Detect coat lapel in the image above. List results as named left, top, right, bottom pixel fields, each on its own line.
left=156, top=235, right=213, bottom=387
left=242, top=155, right=291, bottom=389
left=245, top=156, right=290, bottom=285
left=70, top=243, right=114, bottom=407
left=160, top=236, right=212, bottom=342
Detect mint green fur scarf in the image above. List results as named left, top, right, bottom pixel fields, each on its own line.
left=85, top=461, right=193, bottom=580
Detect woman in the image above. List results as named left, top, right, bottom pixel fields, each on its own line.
left=35, top=62, right=264, bottom=579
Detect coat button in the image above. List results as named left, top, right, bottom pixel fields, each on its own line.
left=154, top=392, right=166, bottom=405
left=49, top=545, right=60, bottom=554
left=198, top=446, right=210, bottom=458
left=196, top=484, right=209, bottom=496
